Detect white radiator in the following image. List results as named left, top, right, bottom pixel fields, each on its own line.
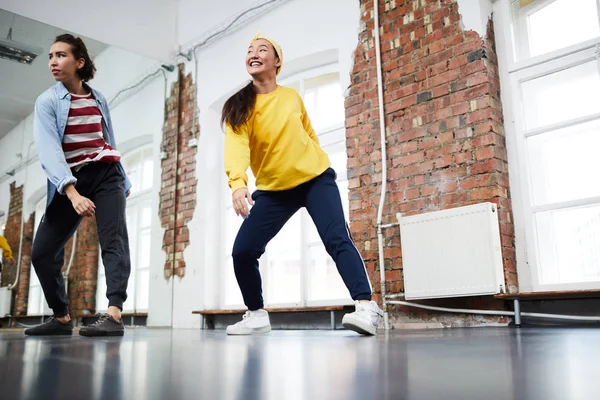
left=397, top=202, right=505, bottom=300
left=0, top=287, right=11, bottom=317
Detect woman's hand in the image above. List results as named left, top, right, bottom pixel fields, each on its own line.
left=232, top=188, right=253, bottom=218
left=65, top=184, right=96, bottom=217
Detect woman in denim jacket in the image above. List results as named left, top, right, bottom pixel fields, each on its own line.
left=25, top=34, right=131, bottom=337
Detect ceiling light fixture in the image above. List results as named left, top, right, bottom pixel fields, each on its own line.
left=0, top=15, right=43, bottom=65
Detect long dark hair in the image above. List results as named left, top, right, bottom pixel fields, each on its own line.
left=221, top=82, right=256, bottom=133
left=54, top=34, right=96, bottom=82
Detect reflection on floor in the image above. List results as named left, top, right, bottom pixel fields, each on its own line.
left=0, top=327, right=598, bottom=400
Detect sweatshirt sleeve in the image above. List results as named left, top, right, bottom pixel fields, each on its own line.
left=0, top=236, right=12, bottom=261
left=300, top=96, right=320, bottom=146
left=224, top=123, right=250, bottom=193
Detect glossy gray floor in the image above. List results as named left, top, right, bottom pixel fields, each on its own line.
left=0, top=327, right=598, bottom=400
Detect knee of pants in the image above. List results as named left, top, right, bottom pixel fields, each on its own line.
left=31, top=247, right=48, bottom=273
left=322, top=231, right=353, bottom=255
left=232, top=243, right=263, bottom=263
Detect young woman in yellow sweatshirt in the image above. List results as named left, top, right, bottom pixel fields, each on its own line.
left=222, top=34, right=383, bottom=336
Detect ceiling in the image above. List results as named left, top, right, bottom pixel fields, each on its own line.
left=0, top=8, right=107, bottom=139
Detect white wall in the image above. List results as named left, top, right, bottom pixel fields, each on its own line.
left=0, top=0, right=177, bottom=62
left=174, top=0, right=361, bottom=328
left=177, top=0, right=263, bottom=48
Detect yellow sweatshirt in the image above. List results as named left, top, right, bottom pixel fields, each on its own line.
left=0, top=235, right=12, bottom=261
left=224, top=86, right=331, bottom=192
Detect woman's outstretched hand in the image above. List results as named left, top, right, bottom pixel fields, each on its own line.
left=232, top=187, right=253, bottom=218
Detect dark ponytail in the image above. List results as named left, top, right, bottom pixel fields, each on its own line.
left=54, top=34, right=96, bottom=82
left=221, top=82, right=257, bottom=133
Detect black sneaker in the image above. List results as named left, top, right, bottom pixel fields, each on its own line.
left=24, top=317, right=74, bottom=336
left=79, top=314, right=125, bottom=337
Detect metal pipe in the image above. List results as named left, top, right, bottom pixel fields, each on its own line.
left=513, top=298, right=521, bottom=327
left=387, top=300, right=600, bottom=322
left=373, top=0, right=390, bottom=330
left=385, top=293, right=405, bottom=299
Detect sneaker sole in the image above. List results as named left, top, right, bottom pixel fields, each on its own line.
left=24, top=331, right=73, bottom=336
left=342, top=316, right=377, bottom=336
left=79, top=330, right=125, bottom=337
left=226, top=326, right=272, bottom=336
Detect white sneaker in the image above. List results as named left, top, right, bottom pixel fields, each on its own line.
left=342, top=300, right=383, bottom=335
left=226, top=309, right=271, bottom=335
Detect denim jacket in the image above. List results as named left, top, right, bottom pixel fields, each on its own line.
left=33, top=82, right=132, bottom=208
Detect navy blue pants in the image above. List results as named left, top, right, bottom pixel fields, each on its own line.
left=232, top=168, right=372, bottom=310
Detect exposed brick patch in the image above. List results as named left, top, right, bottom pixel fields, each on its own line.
left=66, top=217, right=99, bottom=318
left=160, top=64, right=198, bottom=279
left=1, top=183, right=34, bottom=316
left=346, top=0, right=517, bottom=322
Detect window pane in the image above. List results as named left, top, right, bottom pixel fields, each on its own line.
left=136, top=269, right=149, bottom=310
left=141, top=204, right=152, bottom=229
left=521, top=60, right=600, bottom=130
left=139, top=230, right=151, bottom=269
left=528, top=119, right=600, bottom=205
left=265, top=213, right=302, bottom=304
left=142, top=159, right=153, bottom=191
left=307, top=245, right=349, bottom=301
left=512, top=0, right=600, bottom=60
left=304, top=73, right=345, bottom=131
left=224, top=256, right=244, bottom=306
left=536, top=204, right=600, bottom=285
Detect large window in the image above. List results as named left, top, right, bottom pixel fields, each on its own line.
left=499, top=0, right=600, bottom=290
left=28, top=197, right=51, bottom=316
left=96, top=147, right=153, bottom=312
left=222, top=67, right=352, bottom=307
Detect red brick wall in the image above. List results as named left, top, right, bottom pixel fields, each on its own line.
left=1, top=183, right=34, bottom=316
left=346, top=0, right=516, bottom=323
left=160, top=64, right=198, bottom=280
left=66, top=217, right=99, bottom=318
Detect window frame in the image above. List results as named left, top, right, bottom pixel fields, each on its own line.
left=220, top=64, right=354, bottom=309
left=495, top=0, right=600, bottom=291
left=506, top=0, right=600, bottom=73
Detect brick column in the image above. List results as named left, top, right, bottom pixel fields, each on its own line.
left=160, top=64, right=198, bottom=280
left=346, top=0, right=516, bottom=321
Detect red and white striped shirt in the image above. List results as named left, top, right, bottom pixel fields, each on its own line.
left=62, top=93, right=121, bottom=169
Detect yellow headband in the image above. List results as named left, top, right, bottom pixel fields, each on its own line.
left=250, top=32, right=283, bottom=75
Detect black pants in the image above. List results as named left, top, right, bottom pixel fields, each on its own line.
left=232, top=168, right=372, bottom=310
left=31, top=162, right=131, bottom=317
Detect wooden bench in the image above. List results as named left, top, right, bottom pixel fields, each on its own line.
left=495, top=290, right=600, bottom=327
left=193, top=305, right=346, bottom=330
